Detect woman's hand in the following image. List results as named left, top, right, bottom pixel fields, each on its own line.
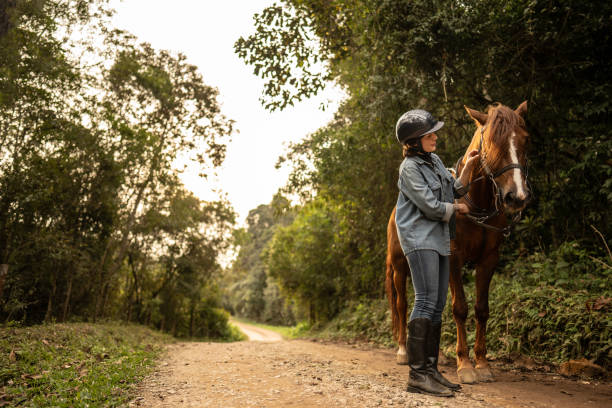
left=458, top=149, right=480, bottom=186
left=464, top=149, right=480, bottom=170
left=454, top=203, right=470, bottom=215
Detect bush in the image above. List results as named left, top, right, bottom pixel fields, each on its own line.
left=194, top=307, right=246, bottom=341
left=314, top=299, right=395, bottom=347
left=310, top=242, right=611, bottom=369
left=451, top=242, right=611, bottom=368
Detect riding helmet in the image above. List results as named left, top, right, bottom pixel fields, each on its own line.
left=395, top=109, right=444, bottom=144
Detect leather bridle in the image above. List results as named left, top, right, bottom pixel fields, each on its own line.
left=456, top=124, right=529, bottom=236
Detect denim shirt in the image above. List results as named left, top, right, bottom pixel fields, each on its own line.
left=395, top=153, right=464, bottom=256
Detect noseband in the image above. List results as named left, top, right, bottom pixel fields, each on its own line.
left=458, top=124, right=529, bottom=236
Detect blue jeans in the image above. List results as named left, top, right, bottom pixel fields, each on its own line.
left=407, top=250, right=449, bottom=323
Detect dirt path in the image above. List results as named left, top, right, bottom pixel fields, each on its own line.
left=230, top=320, right=283, bottom=342
left=130, top=323, right=612, bottom=407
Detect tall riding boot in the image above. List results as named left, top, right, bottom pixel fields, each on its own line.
left=427, top=322, right=461, bottom=390
left=406, top=318, right=453, bottom=397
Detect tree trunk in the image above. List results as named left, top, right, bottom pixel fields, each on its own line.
left=0, top=0, right=16, bottom=38
left=61, top=273, right=73, bottom=322
left=189, top=300, right=195, bottom=337
left=100, top=281, right=112, bottom=319
left=92, top=245, right=110, bottom=322
left=44, top=273, right=57, bottom=323
left=126, top=301, right=132, bottom=322
left=0, top=264, right=8, bottom=301
left=105, top=137, right=167, bottom=286
left=309, top=301, right=315, bottom=325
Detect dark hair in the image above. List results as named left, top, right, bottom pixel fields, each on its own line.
left=402, top=140, right=421, bottom=158
left=402, top=138, right=433, bottom=163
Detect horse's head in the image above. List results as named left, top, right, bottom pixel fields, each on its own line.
left=464, top=102, right=531, bottom=214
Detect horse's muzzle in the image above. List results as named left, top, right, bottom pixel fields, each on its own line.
left=503, top=189, right=531, bottom=212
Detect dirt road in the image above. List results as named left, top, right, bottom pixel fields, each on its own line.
left=230, top=320, right=283, bottom=342
left=131, top=322, right=611, bottom=407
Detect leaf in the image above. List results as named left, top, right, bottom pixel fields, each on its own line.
left=593, top=296, right=611, bottom=311
left=21, top=373, right=43, bottom=380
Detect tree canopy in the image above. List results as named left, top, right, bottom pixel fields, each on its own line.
left=0, top=0, right=236, bottom=338
left=234, top=0, right=611, bottom=323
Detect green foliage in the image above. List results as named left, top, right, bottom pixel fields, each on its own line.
left=0, top=322, right=172, bottom=407
left=265, top=198, right=350, bottom=322
left=475, top=242, right=612, bottom=367
left=288, top=321, right=312, bottom=338
left=234, top=4, right=329, bottom=111
left=224, top=197, right=296, bottom=325
left=0, top=0, right=236, bottom=341
left=306, top=243, right=611, bottom=368
left=237, top=0, right=612, bottom=364
left=315, top=300, right=396, bottom=347
left=193, top=307, right=246, bottom=341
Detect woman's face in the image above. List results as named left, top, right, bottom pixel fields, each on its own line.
left=421, top=132, right=438, bottom=152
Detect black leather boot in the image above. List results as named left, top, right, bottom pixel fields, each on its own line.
left=406, top=318, right=453, bottom=397
left=427, top=322, right=461, bottom=390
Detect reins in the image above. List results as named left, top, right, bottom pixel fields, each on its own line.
left=456, top=124, right=528, bottom=237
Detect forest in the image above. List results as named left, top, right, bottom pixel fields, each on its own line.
left=1, top=0, right=610, bottom=370
left=0, top=0, right=236, bottom=339
left=226, top=0, right=611, bottom=367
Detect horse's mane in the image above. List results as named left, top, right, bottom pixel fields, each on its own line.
left=465, top=103, right=525, bottom=170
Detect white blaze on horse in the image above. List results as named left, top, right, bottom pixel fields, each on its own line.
left=386, top=101, right=531, bottom=383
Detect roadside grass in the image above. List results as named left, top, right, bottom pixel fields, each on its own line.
left=230, top=316, right=309, bottom=339
left=309, top=299, right=396, bottom=348
left=0, top=322, right=173, bottom=407
left=224, top=322, right=249, bottom=342
left=305, top=244, right=611, bottom=371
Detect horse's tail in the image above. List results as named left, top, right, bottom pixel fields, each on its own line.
left=385, top=253, right=400, bottom=342
left=386, top=208, right=403, bottom=342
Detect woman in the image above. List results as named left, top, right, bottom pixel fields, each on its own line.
left=394, top=109, right=479, bottom=397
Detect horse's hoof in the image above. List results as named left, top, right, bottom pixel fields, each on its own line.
left=396, top=351, right=408, bottom=365
left=457, top=367, right=478, bottom=384
left=475, top=367, right=494, bottom=382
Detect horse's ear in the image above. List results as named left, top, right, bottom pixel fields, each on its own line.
left=464, top=106, right=488, bottom=126
left=515, top=100, right=528, bottom=117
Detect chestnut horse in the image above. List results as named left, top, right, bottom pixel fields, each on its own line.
left=385, top=102, right=530, bottom=383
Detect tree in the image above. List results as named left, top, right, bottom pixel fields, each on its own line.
left=237, top=0, right=612, bottom=315
left=90, top=36, right=233, bottom=319
left=264, top=198, right=349, bottom=323
left=225, top=195, right=296, bottom=324
left=0, top=1, right=238, bottom=338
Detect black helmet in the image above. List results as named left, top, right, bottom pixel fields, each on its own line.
left=395, top=109, right=444, bottom=144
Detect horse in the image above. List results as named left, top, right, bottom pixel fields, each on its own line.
left=385, top=101, right=530, bottom=384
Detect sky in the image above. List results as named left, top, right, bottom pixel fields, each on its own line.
left=109, top=0, right=344, bottom=224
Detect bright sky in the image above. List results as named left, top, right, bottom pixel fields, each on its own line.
left=110, top=0, right=344, bottom=223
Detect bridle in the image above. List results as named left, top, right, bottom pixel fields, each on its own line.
left=456, top=124, right=529, bottom=236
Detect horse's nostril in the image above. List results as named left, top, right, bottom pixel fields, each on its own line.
left=504, top=192, right=515, bottom=204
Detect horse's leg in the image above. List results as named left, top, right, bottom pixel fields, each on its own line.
left=393, top=259, right=409, bottom=364
left=387, top=210, right=409, bottom=364
left=385, top=257, right=405, bottom=364
left=473, top=252, right=498, bottom=382
left=450, top=255, right=478, bottom=384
